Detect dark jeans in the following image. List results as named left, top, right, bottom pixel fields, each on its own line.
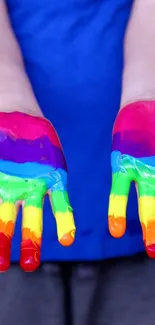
left=0, top=255, right=155, bottom=325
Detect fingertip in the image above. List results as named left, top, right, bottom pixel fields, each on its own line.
left=0, top=257, right=10, bottom=272
left=0, top=234, right=11, bottom=272
left=59, top=230, right=75, bottom=246
left=145, top=243, right=155, bottom=259
left=108, top=215, right=126, bottom=238
left=143, top=220, right=155, bottom=259
left=20, top=240, right=40, bottom=272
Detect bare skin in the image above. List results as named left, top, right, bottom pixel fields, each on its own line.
left=121, top=0, right=155, bottom=107
left=0, top=0, right=43, bottom=116
left=0, top=0, right=155, bottom=114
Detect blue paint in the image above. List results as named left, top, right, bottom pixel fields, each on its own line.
left=111, top=150, right=122, bottom=173
left=0, top=160, right=67, bottom=190
left=138, top=156, right=155, bottom=168
left=111, top=150, right=155, bottom=174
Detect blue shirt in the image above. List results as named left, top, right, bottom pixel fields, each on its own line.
left=6, top=0, right=144, bottom=261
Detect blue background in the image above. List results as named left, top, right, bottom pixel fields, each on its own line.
left=6, top=0, right=144, bottom=261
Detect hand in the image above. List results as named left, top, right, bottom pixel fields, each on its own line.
left=108, top=101, right=155, bottom=258
left=0, top=111, right=75, bottom=272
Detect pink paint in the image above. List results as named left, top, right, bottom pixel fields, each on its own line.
left=0, top=112, right=62, bottom=148
left=113, top=101, right=155, bottom=136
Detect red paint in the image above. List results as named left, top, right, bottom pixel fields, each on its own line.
left=113, top=101, right=155, bottom=135
left=20, top=239, right=40, bottom=272
left=0, top=112, right=62, bottom=148
left=0, top=233, right=11, bottom=272
left=145, top=243, right=155, bottom=259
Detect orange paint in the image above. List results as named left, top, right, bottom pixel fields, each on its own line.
left=141, top=222, right=155, bottom=259
left=0, top=219, right=15, bottom=238
left=141, top=221, right=155, bottom=246
left=108, top=215, right=126, bottom=238
left=22, top=227, right=41, bottom=246
left=59, top=230, right=75, bottom=246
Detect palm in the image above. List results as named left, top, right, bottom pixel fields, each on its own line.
left=0, top=112, right=75, bottom=272
left=108, top=102, right=155, bottom=258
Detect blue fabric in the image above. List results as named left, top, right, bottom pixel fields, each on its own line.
left=6, top=0, right=144, bottom=261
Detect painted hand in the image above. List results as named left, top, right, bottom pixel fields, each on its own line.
left=108, top=101, right=155, bottom=258
left=0, top=112, right=75, bottom=272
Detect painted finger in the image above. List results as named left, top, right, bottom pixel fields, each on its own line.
left=50, top=190, right=75, bottom=246
left=20, top=195, right=43, bottom=272
left=108, top=170, right=130, bottom=238
left=0, top=201, right=18, bottom=272
left=138, top=182, right=155, bottom=258
left=49, top=170, right=75, bottom=246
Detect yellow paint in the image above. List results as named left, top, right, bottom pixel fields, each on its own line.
left=23, top=206, right=42, bottom=237
left=108, top=194, right=127, bottom=219
left=54, top=211, right=75, bottom=241
left=138, top=196, right=155, bottom=225
left=0, top=202, right=17, bottom=223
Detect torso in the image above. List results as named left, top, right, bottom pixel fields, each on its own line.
left=6, top=0, right=141, bottom=261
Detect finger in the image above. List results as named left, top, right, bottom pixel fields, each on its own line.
left=20, top=195, right=43, bottom=272
left=49, top=190, right=75, bottom=246
left=49, top=169, right=76, bottom=246
left=108, top=170, right=130, bottom=238
left=0, top=201, right=18, bottom=272
left=49, top=169, right=75, bottom=246
left=138, top=183, right=155, bottom=258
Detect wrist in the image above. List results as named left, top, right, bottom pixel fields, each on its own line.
left=0, top=93, right=43, bottom=117
left=120, top=93, right=155, bottom=110
left=0, top=64, right=43, bottom=117
left=120, top=63, right=155, bottom=109
left=0, top=1, right=43, bottom=118
left=120, top=0, right=155, bottom=109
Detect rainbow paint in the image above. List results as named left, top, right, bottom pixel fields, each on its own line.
left=0, top=112, right=75, bottom=272
left=108, top=101, right=155, bottom=258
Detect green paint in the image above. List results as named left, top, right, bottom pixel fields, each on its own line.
left=0, top=172, right=71, bottom=214
left=111, top=172, right=130, bottom=196
left=51, top=191, right=72, bottom=213
left=0, top=172, right=47, bottom=206
left=111, top=155, right=155, bottom=197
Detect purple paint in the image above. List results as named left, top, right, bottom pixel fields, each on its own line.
left=112, top=131, right=155, bottom=158
left=0, top=133, right=67, bottom=170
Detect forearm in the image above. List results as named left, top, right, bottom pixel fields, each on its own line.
left=0, top=0, right=43, bottom=116
left=121, top=0, right=155, bottom=108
